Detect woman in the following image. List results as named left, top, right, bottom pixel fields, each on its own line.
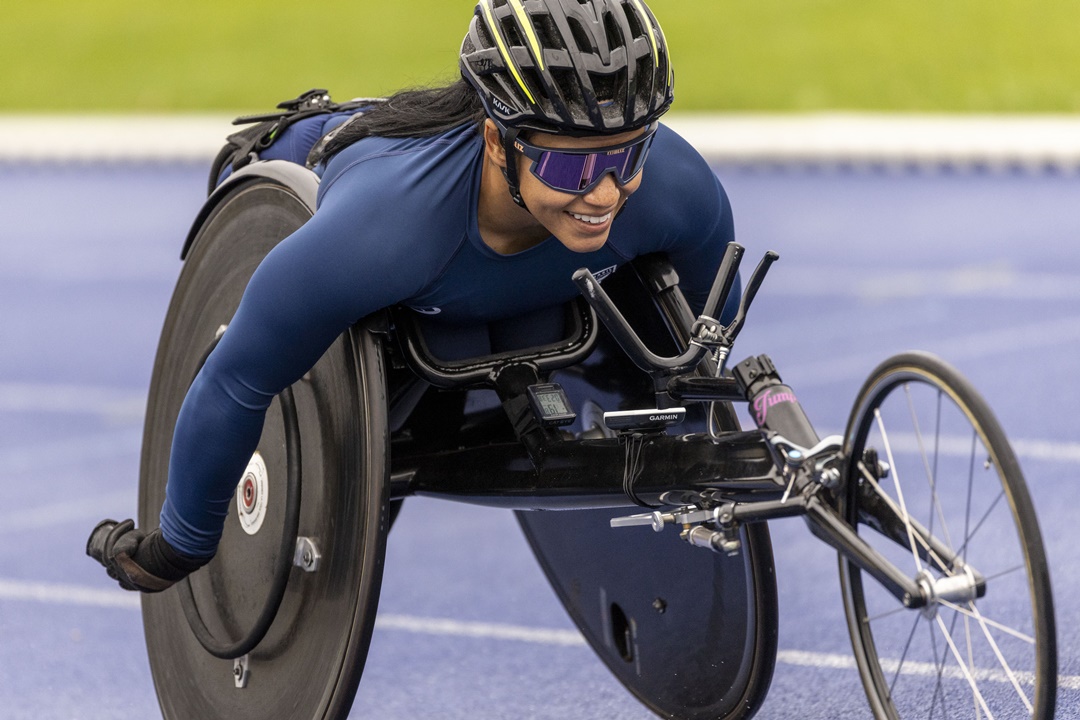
left=90, top=0, right=737, bottom=591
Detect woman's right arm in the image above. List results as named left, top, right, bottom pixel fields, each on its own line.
left=158, top=194, right=419, bottom=559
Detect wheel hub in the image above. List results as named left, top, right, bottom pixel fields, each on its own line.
left=915, top=566, right=980, bottom=620
left=236, top=451, right=269, bottom=535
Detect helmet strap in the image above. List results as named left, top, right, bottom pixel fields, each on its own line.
left=499, top=126, right=529, bottom=210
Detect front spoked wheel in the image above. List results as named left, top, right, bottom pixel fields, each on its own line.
left=839, top=352, right=1056, bottom=719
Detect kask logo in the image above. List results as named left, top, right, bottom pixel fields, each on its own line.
left=490, top=95, right=515, bottom=117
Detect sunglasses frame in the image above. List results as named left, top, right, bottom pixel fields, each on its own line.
left=510, top=123, right=658, bottom=195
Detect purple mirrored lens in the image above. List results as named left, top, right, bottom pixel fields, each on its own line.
left=533, top=140, right=648, bottom=192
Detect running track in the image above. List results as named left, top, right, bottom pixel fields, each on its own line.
left=0, top=161, right=1077, bottom=718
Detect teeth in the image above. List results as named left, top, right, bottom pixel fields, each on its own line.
left=569, top=211, right=612, bottom=225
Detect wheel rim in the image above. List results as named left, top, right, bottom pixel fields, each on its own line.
left=840, top=358, right=1055, bottom=719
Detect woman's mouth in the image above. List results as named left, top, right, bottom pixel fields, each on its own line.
left=568, top=211, right=613, bottom=226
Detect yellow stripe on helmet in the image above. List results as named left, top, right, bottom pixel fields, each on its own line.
left=508, top=0, right=545, bottom=72
left=481, top=0, right=537, bottom=106
left=629, top=0, right=660, bottom=68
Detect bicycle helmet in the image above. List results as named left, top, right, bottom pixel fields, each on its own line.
left=460, top=0, right=674, bottom=135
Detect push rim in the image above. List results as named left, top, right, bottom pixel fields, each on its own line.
left=839, top=352, right=1056, bottom=719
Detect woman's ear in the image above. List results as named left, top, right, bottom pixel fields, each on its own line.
left=482, top=119, right=507, bottom=169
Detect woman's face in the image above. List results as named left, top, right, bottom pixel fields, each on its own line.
left=516, top=127, right=647, bottom=253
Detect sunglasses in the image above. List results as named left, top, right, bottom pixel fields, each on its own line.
left=510, top=124, right=657, bottom=195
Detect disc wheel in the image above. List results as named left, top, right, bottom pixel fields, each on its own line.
left=839, top=352, right=1056, bottom=719
left=138, top=175, right=390, bottom=720
left=518, top=259, right=778, bottom=720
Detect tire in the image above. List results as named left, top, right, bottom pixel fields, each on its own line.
left=838, top=351, right=1056, bottom=719
left=138, top=175, right=390, bottom=720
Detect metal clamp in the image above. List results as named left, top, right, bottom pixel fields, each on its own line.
left=233, top=654, right=250, bottom=689
left=293, top=537, right=321, bottom=573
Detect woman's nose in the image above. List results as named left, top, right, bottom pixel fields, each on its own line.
left=582, top=173, right=621, bottom=207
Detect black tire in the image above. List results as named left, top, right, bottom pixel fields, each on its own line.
left=138, top=175, right=390, bottom=720
left=839, top=352, right=1056, bottom=719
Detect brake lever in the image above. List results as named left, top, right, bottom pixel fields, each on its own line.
left=725, top=250, right=779, bottom=343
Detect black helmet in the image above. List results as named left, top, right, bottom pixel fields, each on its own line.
left=460, top=0, right=674, bottom=136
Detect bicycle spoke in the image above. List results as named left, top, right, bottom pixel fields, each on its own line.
left=889, top=613, right=923, bottom=695
left=937, top=599, right=1036, bottom=645
left=964, top=613, right=979, bottom=720
left=875, top=407, right=925, bottom=573
left=905, top=384, right=954, bottom=551
left=935, top=614, right=995, bottom=719
left=859, top=463, right=953, bottom=573
left=867, top=603, right=914, bottom=623
left=968, top=601, right=1035, bottom=713
left=929, top=621, right=948, bottom=719
left=982, top=564, right=1025, bottom=583
left=954, top=488, right=1006, bottom=560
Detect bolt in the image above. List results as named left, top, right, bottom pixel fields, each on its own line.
left=652, top=598, right=667, bottom=614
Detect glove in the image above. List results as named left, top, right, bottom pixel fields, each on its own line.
left=86, top=519, right=211, bottom=593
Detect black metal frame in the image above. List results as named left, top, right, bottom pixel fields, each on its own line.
left=384, top=245, right=974, bottom=612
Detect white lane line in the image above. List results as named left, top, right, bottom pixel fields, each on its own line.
left=0, top=382, right=145, bottom=419
left=859, top=432, right=1080, bottom=465
left=777, top=649, right=1080, bottom=691
left=10, top=114, right=1080, bottom=168
left=375, top=614, right=586, bottom=647
left=0, top=578, right=140, bottom=610
left=2, top=579, right=1076, bottom=691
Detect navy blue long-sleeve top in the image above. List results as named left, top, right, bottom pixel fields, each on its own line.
left=159, top=121, right=736, bottom=557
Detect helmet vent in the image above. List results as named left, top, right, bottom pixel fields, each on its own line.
left=475, top=19, right=494, bottom=50
left=551, top=68, right=585, bottom=119
left=522, top=67, right=553, bottom=113
left=565, top=16, right=594, bottom=53
left=603, top=11, right=625, bottom=51
left=592, top=73, right=617, bottom=105
left=501, top=17, right=525, bottom=48
left=634, top=55, right=653, bottom=111
left=534, top=14, right=565, bottom=51
left=622, top=2, right=645, bottom=40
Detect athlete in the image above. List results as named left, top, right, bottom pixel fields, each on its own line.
left=88, top=0, right=738, bottom=591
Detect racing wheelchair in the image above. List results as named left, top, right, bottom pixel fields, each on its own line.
left=119, top=104, right=1057, bottom=720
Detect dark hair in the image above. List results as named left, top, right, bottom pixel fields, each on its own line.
left=316, top=78, right=487, bottom=163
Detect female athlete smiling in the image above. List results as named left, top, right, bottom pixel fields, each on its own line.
left=90, top=0, right=740, bottom=591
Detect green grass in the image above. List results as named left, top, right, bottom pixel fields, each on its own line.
left=4, top=0, right=1080, bottom=113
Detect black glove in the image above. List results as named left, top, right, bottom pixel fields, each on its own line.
left=86, top=519, right=211, bottom=593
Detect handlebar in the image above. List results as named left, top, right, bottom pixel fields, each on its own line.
left=573, top=244, right=778, bottom=380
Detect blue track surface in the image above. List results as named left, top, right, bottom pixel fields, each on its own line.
left=0, top=162, right=1077, bottom=718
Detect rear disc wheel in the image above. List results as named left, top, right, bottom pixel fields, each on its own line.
left=139, top=176, right=390, bottom=720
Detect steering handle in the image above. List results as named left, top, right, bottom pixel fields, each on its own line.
left=572, top=268, right=710, bottom=375
left=572, top=244, right=778, bottom=379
